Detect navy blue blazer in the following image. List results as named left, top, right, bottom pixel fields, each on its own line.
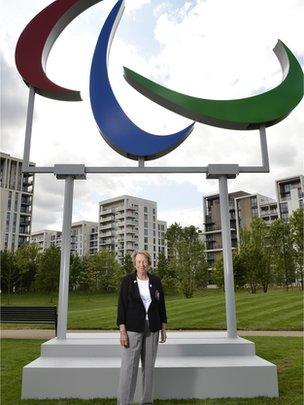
left=117, top=272, right=167, bottom=332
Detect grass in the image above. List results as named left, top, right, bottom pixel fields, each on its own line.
left=1, top=288, right=302, bottom=331
left=1, top=337, right=302, bottom=404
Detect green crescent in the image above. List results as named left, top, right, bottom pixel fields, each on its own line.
left=124, top=40, right=303, bottom=130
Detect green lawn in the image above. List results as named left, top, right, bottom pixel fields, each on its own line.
left=1, top=288, right=303, bottom=330
left=1, top=337, right=302, bottom=404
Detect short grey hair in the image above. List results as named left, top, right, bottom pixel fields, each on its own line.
left=132, top=250, right=152, bottom=267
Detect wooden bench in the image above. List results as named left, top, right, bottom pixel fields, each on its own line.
left=0, top=306, right=57, bottom=335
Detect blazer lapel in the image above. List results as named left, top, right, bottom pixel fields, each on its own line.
left=148, top=274, right=156, bottom=303
left=131, top=272, right=141, bottom=301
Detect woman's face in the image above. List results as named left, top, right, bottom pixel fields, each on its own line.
left=135, top=254, right=149, bottom=275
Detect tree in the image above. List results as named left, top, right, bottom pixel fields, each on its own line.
left=212, top=251, right=247, bottom=290
left=289, top=208, right=304, bottom=290
left=83, top=250, right=123, bottom=293
left=165, top=223, right=183, bottom=260
left=69, top=253, right=83, bottom=291
left=35, top=245, right=61, bottom=302
left=269, top=219, right=295, bottom=290
left=155, top=251, right=176, bottom=292
left=233, top=251, right=248, bottom=289
left=156, top=251, right=168, bottom=279
left=165, top=224, right=208, bottom=297
left=0, top=250, right=18, bottom=302
left=122, top=252, right=134, bottom=275
left=212, top=258, right=224, bottom=289
left=175, top=237, right=208, bottom=298
left=14, top=244, right=39, bottom=292
left=239, top=218, right=271, bottom=293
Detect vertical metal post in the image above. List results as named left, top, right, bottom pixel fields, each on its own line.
left=259, top=125, right=269, bottom=171
left=218, top=175, right=237, bottom=338
left=57, top=176, right=74, bottom=339
left=22, top=86, right=35, bottom=171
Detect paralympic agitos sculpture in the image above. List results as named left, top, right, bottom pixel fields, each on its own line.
left=16, top=0, right=303, bottom=398
left=15, top=0, right=303, bottom=159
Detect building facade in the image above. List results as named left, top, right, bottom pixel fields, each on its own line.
left=30, top=230, right=61, bottom=251
left=98, top=195, right=167, bottom=268
left=71, top=221, right=98, bottom=257
left=31, top=221, right=98, bottom=257
left=235, top=193, right=278, bottom=242
left=0, top=152, right=35, bottom=251
left=202, top=191, right=249, bottom=269
left=275, top=175, right=304, bottom=220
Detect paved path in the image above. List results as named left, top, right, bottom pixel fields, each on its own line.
left=1, top=329, right=302, bottom=339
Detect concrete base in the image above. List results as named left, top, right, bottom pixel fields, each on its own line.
left=22, top=332, right=278, bottom=400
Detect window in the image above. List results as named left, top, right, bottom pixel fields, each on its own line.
left=14, top=194, right=19, bottom=212
left=144, top=221, right=148, bottom=228
left=250, top=196, right=257, bottom=209
left=280, top=202, right=288, bottom=214
left=153, top=208, right=155, bottom=214
left=144, top=229, right=148, bottom=236
left=144, top=207, right=148, bottom=213
left=144, top=244, right=148, bottom=250
left=8, top=191, right=12, bottom=210
left=144, top=214, right=148, bottom=220
left=144, top=237, right=148, bottom=243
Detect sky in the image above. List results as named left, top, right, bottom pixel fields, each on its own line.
left=1, top=0, right=303, bottom=232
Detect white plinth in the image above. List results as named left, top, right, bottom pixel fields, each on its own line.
left=22, top=332, right=278, bottom=400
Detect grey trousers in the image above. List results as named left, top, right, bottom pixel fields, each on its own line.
left=117, top=321, right=159, bottom=405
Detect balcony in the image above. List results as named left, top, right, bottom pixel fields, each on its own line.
left=100, top=240, right=115, bottom=246
left=19, top=227, right=30, bottom=235
left=204, top=226, right=221, bottom=233
left=100, top=208, right=115, bottom=216
left=20, top=206, right=32, bottom=214
left=125, top=228, right=135, bottom=234
left=22, top=185, right=33, bottom=193
left=100, top=215, right=115, bottom=223
left=101, top=231, right=115, bottom=237
left=22, top=178, right=33, bottom=187
left=100, top=224, right=114, bottom=230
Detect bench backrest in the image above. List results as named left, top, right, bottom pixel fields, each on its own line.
left=0, top=306, right=57, bottom=324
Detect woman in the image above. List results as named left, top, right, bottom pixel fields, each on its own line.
left=117, top=250, right=167, bottom=405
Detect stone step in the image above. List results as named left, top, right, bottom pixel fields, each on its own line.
left=41, top=332, right=255, bottom=357
left=22, top=354, right=278, bottom=399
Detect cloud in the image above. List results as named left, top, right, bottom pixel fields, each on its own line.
left=125, top=0, right=150, bottom=14
left=2, top=0, right=303, bottom=232
left=0, top=53, right=31, bottom=155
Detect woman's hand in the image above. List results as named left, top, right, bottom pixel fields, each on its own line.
left=120, top=330, right=129, bottom=348
left=159, top=328, right=167, bottom=343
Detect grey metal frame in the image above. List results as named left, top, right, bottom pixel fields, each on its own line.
left=22, top=86, right=270, bottom=339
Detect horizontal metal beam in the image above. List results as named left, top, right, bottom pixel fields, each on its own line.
left=21, top=164, right=269, bottom=175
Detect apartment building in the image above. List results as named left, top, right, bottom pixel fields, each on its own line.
left=275, top=175, right=304, bottom=220
left=235, top=193, right=278, bottom=242
left=99, top=195, right=167, bottom=268
left=71, top=221, right=98, bottom=257
left=203, top=191, right=249, bottom=268
left=0, top=152, right=35, bottom=251
left=31, top=230, right=61, bottom=251
left=89, top=223, right=99, bottom=256
left=31, top=221, right=98, bottom=257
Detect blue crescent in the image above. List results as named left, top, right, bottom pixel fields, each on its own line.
left=89, top=0, right=194, bottom=161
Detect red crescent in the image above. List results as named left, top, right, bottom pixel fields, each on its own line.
left=15, top=0, right=102, bottom=101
